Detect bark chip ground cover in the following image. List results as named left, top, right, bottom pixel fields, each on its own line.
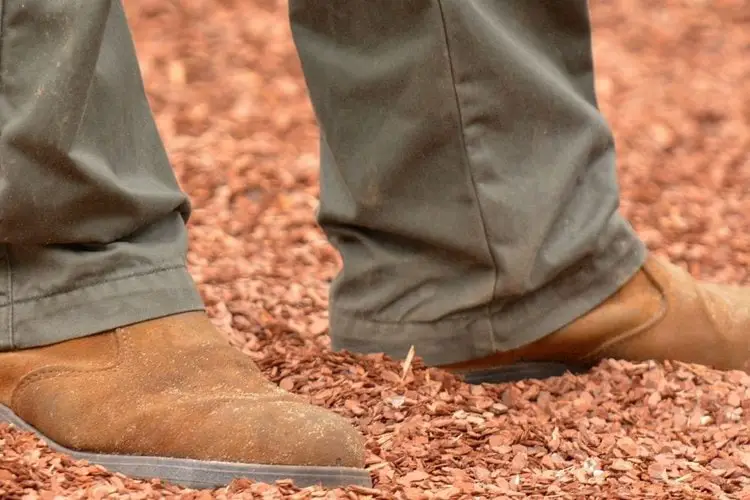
left=3, top=0, right=750, bottom=498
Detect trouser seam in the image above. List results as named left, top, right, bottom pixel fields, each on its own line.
left=0, top=0, right=5, bottom=70
left=435, top=0, right=499, bottom=350
left=6, top=248, right=14, bottom=349
left=9, top=262, right=186, bottom=306
left=330, top=236, right=646, bottom=365
left=332, top=306, right=492, bottom=325
left=4, top=265, right=203, bottom=350
left=330, top=232, right=640, bottom=327
left=1, top=2, right=12, bottom=348
left=330, top=237, right=641, bottom=328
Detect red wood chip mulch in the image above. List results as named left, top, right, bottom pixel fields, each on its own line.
left=3, top=0, right=750, bottom=498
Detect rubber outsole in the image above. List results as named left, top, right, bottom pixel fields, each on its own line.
left=457, top=361, right=592, bottom=384
left=0, top=405, right=372, bottom=490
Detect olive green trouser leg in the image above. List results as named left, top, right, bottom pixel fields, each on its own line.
left=0, top=0, right=204, bottom=350
left=289, top=0, right=647, bottom=366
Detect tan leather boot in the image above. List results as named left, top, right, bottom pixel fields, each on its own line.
left=443, top=256, right=750, bottom=384
left=0, top=312, right=369, bottom=489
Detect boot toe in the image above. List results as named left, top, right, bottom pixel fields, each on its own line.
left=282, top=401, right=366, bottom=468
left=161, top=398, right=367, bottom=468
left=235, top=399, right=367, bottom=468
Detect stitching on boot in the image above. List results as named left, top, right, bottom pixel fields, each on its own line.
left=11, top=330, right=127, bottom=409
left=578, top=260, right=669, bottom=363
left=12, top=329, right=297, bottom=408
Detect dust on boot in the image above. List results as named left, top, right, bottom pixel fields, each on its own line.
left=0, top=312, right=370, bottom=488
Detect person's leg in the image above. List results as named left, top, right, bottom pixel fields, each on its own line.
left=0, top=0, right=367, bottom=488
left=289, top=1, right=645, bottom=366
left=290, top=0, right=750, bottom=381
left=0, top=0, right=202, bottom=345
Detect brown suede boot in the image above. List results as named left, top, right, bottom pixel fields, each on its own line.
left=443, top=255, right=750, bottom=384
left=0, top=312, right=369, bottom=489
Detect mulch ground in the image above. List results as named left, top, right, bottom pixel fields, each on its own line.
left=3, top=0, right=750, bottom=498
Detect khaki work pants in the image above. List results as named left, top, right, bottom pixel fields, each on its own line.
left=0, top=0, right=645, bottom=366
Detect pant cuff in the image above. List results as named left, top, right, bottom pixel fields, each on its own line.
left=1, top=265, right=205, bottom=350
left=330, top=234, right=647, bottom=366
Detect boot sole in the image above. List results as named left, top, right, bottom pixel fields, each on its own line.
left=456, top=361, right=592, bottom=384
left=0, top=405, right=372, bottom=490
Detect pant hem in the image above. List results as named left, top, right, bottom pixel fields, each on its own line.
left=330, top=234, right=647, bottom=366
left=1, top=264, right=205, bottom=350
